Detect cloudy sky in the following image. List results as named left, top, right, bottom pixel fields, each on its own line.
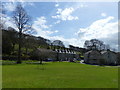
left=2, top=1, right=118, bottom=50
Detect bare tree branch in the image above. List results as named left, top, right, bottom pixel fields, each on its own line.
left=12, top=4, right=33, bottom=64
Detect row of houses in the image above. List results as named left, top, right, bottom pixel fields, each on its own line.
left=84, top=49, right=120, bottom=65
left=32, top=48, right=80, bottom=62
left=33, top=48, right=120, bottom=65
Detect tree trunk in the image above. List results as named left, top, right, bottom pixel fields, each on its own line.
left=12, top=43, right=15, bottom=53
left=17, top=32, right=22, bottom=64
left=26, top=47, right=28, bottom=55
left=40, top=59, right=42, bottom=64
left=57, top=52, right=59, bottom=61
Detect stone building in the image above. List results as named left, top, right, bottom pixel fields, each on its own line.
left=84, top=50, right=102, bottom=65
left=84, top=49, right=119, bottom=65
left=33, top=48, right=80, bottom=62
left=117, top=52, right=120, bottom=65
left=101, top=50, right=117, bottom=65
left=55, top=49, right=78, bottom=61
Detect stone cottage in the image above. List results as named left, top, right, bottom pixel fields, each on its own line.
left=84, top=50, right=102, bottom=65
left=117, top=52, right=120, bottom=65
left=32, top=48, right=80, bottom=62
left=101, top=50, right=118, bottom=65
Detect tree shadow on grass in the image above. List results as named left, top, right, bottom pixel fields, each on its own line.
left=25, top=61, right=50, bottom=65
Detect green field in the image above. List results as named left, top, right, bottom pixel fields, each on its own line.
left=2, top=62, right=118, bottom=88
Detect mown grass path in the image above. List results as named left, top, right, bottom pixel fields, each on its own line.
left=2, top=62, right=118, bottom=88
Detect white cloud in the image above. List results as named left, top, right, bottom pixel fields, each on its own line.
left=54, top=30, right=59, bottom=33
left=5, top=17, right=16, bottom=29
left=55, top=4, right=59, bottom=7
left=34, top=16, right=49, bottom=29
left=101, top=13, right=107, bottom=17
left=54, top=20, right=61, bottom=24
left=33, top=16, right=81, bottom=47
left=33, top=26, right=58, bottom=39
left=56, top=8, right=62, bottom=14
left=79, top=4, right=88, bottom=8
left=75, top=16, right=118, bottom=50
left=47, top=35, right=81, bottom=48
left=9, top=0, right=24, bottom=2
left=72, top=3, right=88, bottom=10
left=1, top=13, right=17, bottom=30
left=49, top=25, right=53, bottom=27
left=4, top=2, right=16, bottom=11
left=52, top=7, right=79, bottom=21
left=3, top=1, right=34, bottom=12
left=33, top=16, right=59, bottom=38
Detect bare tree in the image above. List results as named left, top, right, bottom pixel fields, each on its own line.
left=35, top=48, right=56, bottom=64
left=12, top=4, right=32, bottom=64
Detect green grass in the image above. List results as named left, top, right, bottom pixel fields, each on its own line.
left=2, top=62, right=118, bottom=88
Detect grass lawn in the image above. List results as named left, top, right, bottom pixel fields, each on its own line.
left=2, top=62, right=118, bottom=88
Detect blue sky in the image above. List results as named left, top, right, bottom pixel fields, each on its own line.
left=2, top=1, right=118, bottom=51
